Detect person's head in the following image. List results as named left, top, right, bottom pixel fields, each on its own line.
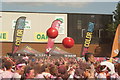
left=24, top=66, right=35, bottom=79
left=96, top=65, right=107, bottom=73
left=40, top=65, right=47, bottom=73
left=49, top=65, right=58, bottom=76
left=94, top=46, right=101, bottom=56
left=85, top=53, right=95, bottom=63
left=34, top=63, right=42, bottom=76
left=4, top=61, right=13, bottom=70
left=58, top=65, right=67, bottom=74
left=74, top=69, right=84, bottom=78
left=16, top=63, right=26, bottom=75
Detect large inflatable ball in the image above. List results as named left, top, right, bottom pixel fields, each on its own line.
left=62, top=37, right=74, bottom=48
left=47, top=27, right=58, bottom=38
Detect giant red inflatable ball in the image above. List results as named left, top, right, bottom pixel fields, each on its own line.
left=47, top=27, right=58, bottom=38
left=62, top=37, right=74, bottom=48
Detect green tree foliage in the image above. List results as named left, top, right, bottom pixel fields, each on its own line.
left=107, top=2, right=120, bottom=35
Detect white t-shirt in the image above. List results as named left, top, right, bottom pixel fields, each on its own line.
left=0, top=71, right=14, bottom=79
left=35, top=72, right=51, bottom=78
left=110, top=72, right=119, bottom=79
left=97, top=73, right=107, bottom=80
left=13, top=72, right=21, bottom=80
left=0, top=69, right=4, bottom=74
left=68, top=69, right=75, bottom=78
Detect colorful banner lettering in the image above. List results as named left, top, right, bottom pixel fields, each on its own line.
left=81, top=22, right=95, bottom=56
left=0, top=32, right=8, bottom=40
left=34, top=33, right=48, bottom=42
left=12, top=16, right=26, bottom=54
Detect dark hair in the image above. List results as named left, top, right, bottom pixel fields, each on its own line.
left=34, top=64, right=42, bottom=75
left=84, top=53, right=93, bottom=62
left=40, top=65, right=47, bottom=72
left=4, top=61, right=13, bottom=70
left=16, top=59, right=26, bottom=65
left=96, top=65, right=107, bottom=73
left=49, top=66, right=58, bottom=76
left=24, top=66, right=33, bottom=77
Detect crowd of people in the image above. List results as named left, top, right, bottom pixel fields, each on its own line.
left=0, top=53, right=120, bottom=80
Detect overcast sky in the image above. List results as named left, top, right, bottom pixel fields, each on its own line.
left=1, top=0, right=120, bottom=14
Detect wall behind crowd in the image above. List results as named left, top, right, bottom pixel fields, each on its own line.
left=0, top=12, right=114, bottom=57
left=0, top=11, right=67, bottom=43
left=68, top=13, right=113, bottom=57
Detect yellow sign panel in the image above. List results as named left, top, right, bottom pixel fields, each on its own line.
left=0, top=32, right=8, bottom=40
left=34, top=32, right=48, bottom=42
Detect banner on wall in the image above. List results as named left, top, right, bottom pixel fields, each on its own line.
left=81, top=22, right=95, bottom=56
left=12, top=16, right=26, bottom=54
left=45, top=19, right=62, bottom=54
left=111, top=24, right=120, bottom=58
left=0, top=32, right=8, bottom=40
left=16, top=45, right=42, bottom=54
left=34, top=32, right=48, bottom=42
left=49, top=46, right=76, bottom=57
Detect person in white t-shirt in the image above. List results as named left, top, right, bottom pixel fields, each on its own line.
left=13, top=63, right=26, bottom=80
left=96, top=65, right=107, bottom=80
left=0, top=61, right=14, bottom=80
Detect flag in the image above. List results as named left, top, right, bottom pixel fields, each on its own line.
left=111, top=24, right=120, bottom=58
left=12, top=16, right=26, bottom=54
left=45, top=20, right=62, bottom=54
left=16, top=45, right=42, bottom=54
left=81, top=22, right=95, bottom=56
